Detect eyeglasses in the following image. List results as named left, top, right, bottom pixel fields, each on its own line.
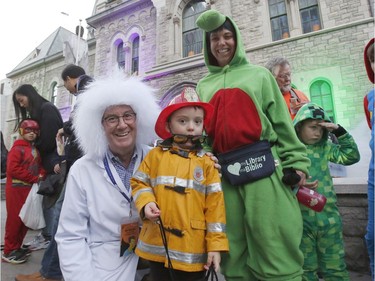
left=103, top=112, right=136, bottom=127
left=172, top=134, right=206, bottom=144
left=277, top=73, right=291, bottom=80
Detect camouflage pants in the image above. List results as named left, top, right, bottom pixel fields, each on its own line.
left=300, top=212, right=349, bottom=281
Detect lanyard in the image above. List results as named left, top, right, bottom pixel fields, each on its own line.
left=103, top=156, right=133, bottom=215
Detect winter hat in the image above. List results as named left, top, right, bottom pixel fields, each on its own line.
left=73, top=74, right=161, bottom=159
left=196, top=10, right=226, bottom=32
left=293, top=103, right=332, bottom=127
left=155, top=87, right=214, bottom=139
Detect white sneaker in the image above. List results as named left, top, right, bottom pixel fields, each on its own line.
left=22, top=233, right=50, bottom=251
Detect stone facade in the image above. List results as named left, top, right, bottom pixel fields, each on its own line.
left=335, top=179, right=370, bottom=272
left=2, top=0, right=373, bottom=274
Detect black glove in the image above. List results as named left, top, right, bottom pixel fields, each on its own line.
left=282, top=168, right=301, bottom=186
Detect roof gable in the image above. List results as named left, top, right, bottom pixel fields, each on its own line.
left=11, top=27, right=77, bottom=72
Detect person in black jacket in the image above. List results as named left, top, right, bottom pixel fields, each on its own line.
left=13, top=85, right=63, bottom=175
left=13, top=85, right=63, bottom=251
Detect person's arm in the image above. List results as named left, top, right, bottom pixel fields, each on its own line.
left=364, top=94, right=372, bottom=129
left=7, top=147, right=39, bottom=183
left=131, top=152, right=158, bottom=220
left=320, top=123, right=361, bottom=165
left=203, top=157, right=229, bottom=267
left=262, top=72, right=311, bottom=178
left=55, top=164, right=98, bottom=281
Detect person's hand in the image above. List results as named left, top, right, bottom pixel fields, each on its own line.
left=37, top=174, right=45, bottom=183
left=144, top=202, right=160, bottom=222
left=56, top=128, right=65, bottom=144
left=54, top=163, right=61, bottom=174
left=295, top=170, right=307, bottom=186
left=304, top=179, right=319, bottom=190
left=204, top=251, right=221, bottom=271
left=319, top=122, right=339, bottom=132
left=295, top=170, right=318, bottom=189
left=205, top=152, right=222, bottom=176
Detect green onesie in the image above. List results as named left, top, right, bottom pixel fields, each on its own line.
left=293, top=103, right=360, bottom=281
left=196, top=10, right=311, bottom=281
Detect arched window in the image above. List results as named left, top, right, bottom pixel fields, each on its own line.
left=131, top=36, right=139, bottom=75
left=310, top=80, right=335, bottom=122
left=182, top=0, right=207, bottom=57
left=51, top=82, right=58, bottom=105
left=117, top=42, right=125, bottom=69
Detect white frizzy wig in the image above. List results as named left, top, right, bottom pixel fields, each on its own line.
left=73, top=75, right=161, bottom=160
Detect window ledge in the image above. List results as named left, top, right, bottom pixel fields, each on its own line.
left=144, top=55, right=205, bottom=80
left=333, top=177, right=368, bottom=194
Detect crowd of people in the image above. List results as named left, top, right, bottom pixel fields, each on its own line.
left=0, top=8, right=372, bottom=281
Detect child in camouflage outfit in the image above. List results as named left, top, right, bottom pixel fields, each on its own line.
left=293, top=103, right=360, bottom=280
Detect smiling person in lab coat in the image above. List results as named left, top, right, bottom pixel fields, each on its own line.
left=55, top=75, right=160, bottom=281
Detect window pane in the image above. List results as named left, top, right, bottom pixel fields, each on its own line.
left=277, top=2, right=286, bottom=14
left=132, top=37, right=139, bottom=58
left=51, top=83, right=58, bottom=105
left=132, top=36, right=139, bottom=74
left=182, top=0, right=207, bottom=57
left=268, top=0, right=289, bottom=41
left=183, top=29, right=203, bottom=57
left=310, top=81, right=335, bottom=122
left=117, top=42, right=125, bottom=68
left=269, top=5, right=278, bottom=17
left=299, top=0, right=321, bottom=34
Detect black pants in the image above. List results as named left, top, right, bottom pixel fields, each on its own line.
left=149, top=261, right=205, bottom=281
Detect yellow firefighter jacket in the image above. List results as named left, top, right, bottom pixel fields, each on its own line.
left=131, top=145, right=228, bottom=272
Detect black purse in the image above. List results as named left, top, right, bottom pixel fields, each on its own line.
left=217, top=140, right=276, bottom=186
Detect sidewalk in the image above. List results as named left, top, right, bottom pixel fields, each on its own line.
left=1, top=197, right=372, bottom=281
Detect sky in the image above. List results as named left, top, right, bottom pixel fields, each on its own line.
left=0, top=0, right=95, bottom=80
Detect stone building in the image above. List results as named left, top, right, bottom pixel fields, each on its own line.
left=2, top=0, right=373, bottom=273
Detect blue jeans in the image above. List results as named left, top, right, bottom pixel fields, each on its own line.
left=42, top=204, right=54, bottom=240
left=40, top=186, right=65, bottom=279
left=365, top=166, right=374, bottom=279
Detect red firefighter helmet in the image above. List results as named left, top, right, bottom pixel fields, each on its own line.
left=19, top=119, right=40, bottom=136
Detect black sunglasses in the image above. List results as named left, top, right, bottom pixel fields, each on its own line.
left=172, top=134, right=206, bottom=144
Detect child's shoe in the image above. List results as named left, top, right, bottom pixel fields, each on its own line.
left=2, top=249, right=28, bottom=264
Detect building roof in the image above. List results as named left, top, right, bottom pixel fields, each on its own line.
left=7, top=27, right=77, bottom=76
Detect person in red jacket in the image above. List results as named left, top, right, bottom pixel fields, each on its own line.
left=265, top=57, right=310, bottom=119
left=2, top=119, right=45, bottom=264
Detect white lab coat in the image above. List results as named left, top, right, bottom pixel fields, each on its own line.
left=56, top=145, right=150, bottom=281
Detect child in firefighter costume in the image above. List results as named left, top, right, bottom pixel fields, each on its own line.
left=293, top=103, right=360, bottom=280
left=195, top=9, right=312, bottom=281
left=131, top=88, right=229, bottom=281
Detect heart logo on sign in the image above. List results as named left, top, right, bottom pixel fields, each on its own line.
left=227, top=162, right=241, bottom=176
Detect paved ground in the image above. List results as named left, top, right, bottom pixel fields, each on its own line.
left=0, top=197, right=372, bottom=281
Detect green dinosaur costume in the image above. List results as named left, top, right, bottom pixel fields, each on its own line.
left=196, top=10, right=311, bottom=281
left=293, top=103, right=360, bottom=281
